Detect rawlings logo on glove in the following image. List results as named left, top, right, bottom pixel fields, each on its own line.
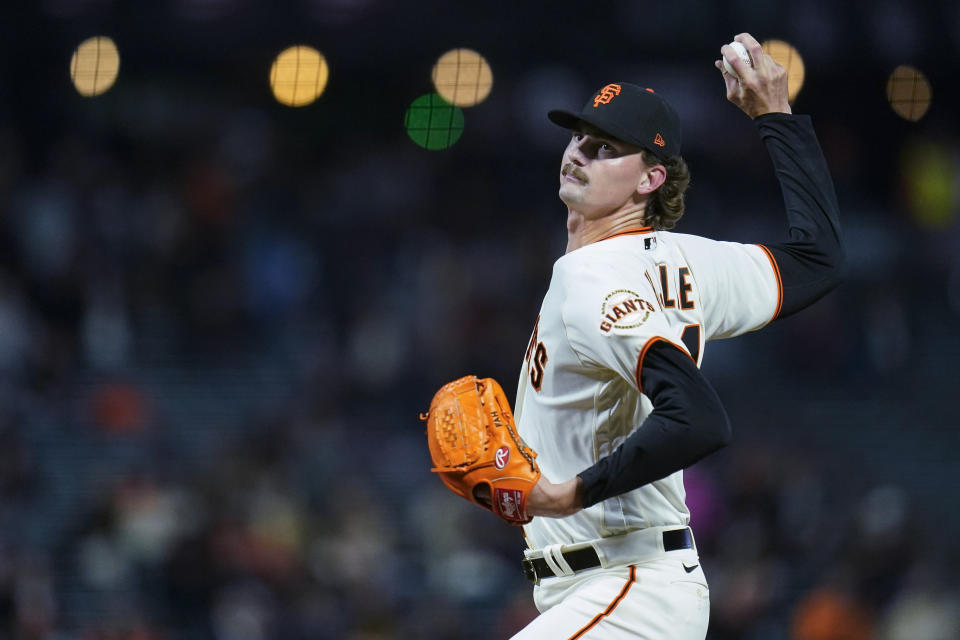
left=421, top=376, right=541, bottom=524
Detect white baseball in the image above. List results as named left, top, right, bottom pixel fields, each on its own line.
left=723, top=41, right=753, bottom=79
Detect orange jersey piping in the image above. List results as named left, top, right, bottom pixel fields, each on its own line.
left=755, top=244, right=783, bottom=322
left=567, top=565, right=638, bottom=640
left=634, top=336, right=695, bottom=395
left=596, top=227, right=656, bottom=243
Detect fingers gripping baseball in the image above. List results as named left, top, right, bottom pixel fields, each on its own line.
left=715, top=33, right=791, bottom=119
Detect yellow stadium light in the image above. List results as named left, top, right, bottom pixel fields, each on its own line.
left=269, top=45, right=329, bottom=107
left=761, top=39, right=805, bottom=103
left=901, top=140, right=955, bottom=229
left=886, top=65, right=932, bottom=122
left=431, top=48, right=493, bottom=107
left=70, top=36, right=120, bottom=97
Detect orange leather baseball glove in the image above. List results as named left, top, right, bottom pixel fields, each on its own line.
left=421, top=376, right=541, bottom=525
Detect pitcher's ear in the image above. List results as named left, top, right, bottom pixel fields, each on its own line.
left=637, top=163, right=666, bottom=196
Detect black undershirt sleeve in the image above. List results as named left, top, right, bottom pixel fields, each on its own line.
left=755, top=113, right=845, bottom=319
left=577, top=341, right=731, bottom=508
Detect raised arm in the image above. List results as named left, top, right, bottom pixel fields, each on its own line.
left=718, top=32, right=845, bottom=319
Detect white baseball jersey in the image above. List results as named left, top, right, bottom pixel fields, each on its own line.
left=515, top=227, right=780, bottom=553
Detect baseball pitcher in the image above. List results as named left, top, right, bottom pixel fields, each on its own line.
left=423, top=33, right=843, bottom=639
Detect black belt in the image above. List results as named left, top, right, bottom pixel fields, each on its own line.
left=522, top=528, right=693, bottom=584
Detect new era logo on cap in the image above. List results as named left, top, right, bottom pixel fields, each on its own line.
left=547, top=81, right=682, bottom=160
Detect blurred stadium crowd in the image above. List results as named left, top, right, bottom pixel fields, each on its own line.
left=2, top=0, right=960, bottom=638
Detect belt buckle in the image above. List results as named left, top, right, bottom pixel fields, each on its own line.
left=521, top=558, right=540, bottom=585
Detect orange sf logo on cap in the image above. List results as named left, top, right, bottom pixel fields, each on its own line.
left=593, top=83, right=622, bottom=107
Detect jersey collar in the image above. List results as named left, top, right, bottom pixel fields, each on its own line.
left=595, top=227, right=656, bottom=243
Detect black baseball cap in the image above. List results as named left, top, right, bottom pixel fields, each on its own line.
left=548, top=82, right=681, bottom=161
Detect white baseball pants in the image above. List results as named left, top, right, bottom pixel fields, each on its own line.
left=509, top=551, right=709, bottom=640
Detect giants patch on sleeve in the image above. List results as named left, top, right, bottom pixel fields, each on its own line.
left=599, top=289, right=658, bottom=334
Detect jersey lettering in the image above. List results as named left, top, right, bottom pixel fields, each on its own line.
left=530, top=342, right=548, bottom=391
left=681, top=324, right=702, bottom=364
left=659, top=265, right=698, bottom=310
left=659, top=265, right=676, bottom=308
left=525, top=316, right=540, bottom=363
left=644, top=269, right=665, bottom=310
left=678, top=267, right=695, bottom=310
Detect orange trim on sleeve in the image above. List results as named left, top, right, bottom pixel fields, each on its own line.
left=634, top=336, right=695, bottom=395
left=567, top=565, right=637, bottom=640
left=756, top=244, right=783, bottom=322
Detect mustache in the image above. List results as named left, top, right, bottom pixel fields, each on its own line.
left=562, top=164, right=588, bottom=183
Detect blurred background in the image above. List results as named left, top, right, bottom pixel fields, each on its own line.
left=2, top=1, right=960, bottom=638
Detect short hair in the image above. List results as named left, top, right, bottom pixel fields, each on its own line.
left=641, top=150, right=690, bottom=231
